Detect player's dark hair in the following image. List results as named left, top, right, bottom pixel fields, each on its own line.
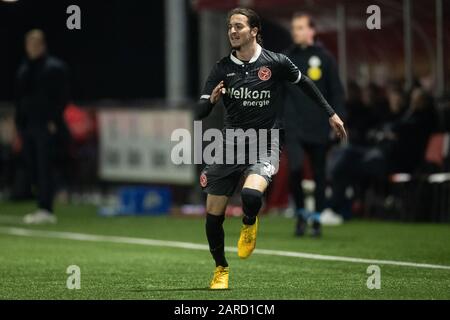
left=227, top=8, right=263, bottom=45
left=292, top=11, right=316, bottom=29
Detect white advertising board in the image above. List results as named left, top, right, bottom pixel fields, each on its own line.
left=98, top=109, right=194, bottom=185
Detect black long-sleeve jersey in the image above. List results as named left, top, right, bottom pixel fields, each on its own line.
left=197, top=44, right=335, bottom=131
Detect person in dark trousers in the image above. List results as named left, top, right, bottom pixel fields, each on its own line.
left=283, top=12, right=346, bottom=237
left=15, top=29, right=70, bottom=224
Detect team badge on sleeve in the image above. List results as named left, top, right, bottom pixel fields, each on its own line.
left=200, top=172, right=208, bottom=187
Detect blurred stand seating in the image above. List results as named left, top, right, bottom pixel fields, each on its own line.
left=365, top=132, right=450, bottom=222
left=365, top=96, right=450, bottom=222
left=330, top=85, right=443, bottom=222
left=266, top=82, right=450, bottom=223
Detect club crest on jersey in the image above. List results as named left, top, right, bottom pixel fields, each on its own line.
left=200, top=172, right=208, bottom=187
left=258, top=66, right=272, bottom=81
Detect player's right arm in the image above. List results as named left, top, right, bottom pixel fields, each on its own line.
left=195, top=64, right=225, bottom=120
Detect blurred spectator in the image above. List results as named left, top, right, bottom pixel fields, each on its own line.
left=327, top=80, right=408, bottom=214
left=387, top=87, right=436, bottom=172
left=362, top=83, right=390, bottom=125
left=364, top=81, right=408, bottom=149
left=385, top=81, right=407, bottom=122
left=283, top=12, right=345, bottom=236
left=345, top=81, right=375, bottom=146
left=327, top=86, right=437, bottom=217
left=63, top=104, right=98, bottom=195
left=14, top=29, right=70, bottom=224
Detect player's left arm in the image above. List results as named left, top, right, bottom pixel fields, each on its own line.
left=279, top=54, right=347, bottom=141
left=298, top=75, right=347, bottom=141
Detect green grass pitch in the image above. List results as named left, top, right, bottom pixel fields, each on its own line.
left=0, top=201, right=449, bottom=299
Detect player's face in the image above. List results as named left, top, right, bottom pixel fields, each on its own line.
left=25, top=35, right=46, bottom=60
left=291, top=17, right=315, bottom=46
left=228, top=14, right=257, bottom=50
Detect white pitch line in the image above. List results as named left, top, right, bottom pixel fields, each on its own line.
left=0, top=226, right=450, bottom=271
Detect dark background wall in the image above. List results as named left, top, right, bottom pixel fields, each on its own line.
left=0, top=0, right=170, bottom=102
left=0, top=0, right=295, bottom=104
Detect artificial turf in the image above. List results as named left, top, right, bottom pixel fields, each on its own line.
left=0, top=201, right=449, bottom=299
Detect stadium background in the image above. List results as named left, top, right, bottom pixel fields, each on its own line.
left=0, top=0, right=449, bottom=300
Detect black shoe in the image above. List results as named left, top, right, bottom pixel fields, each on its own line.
left=295, top=217, right=307, bottom=237
left=311, top=221, right=322, bottom=238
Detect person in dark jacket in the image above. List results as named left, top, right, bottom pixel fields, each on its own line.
left=345, top=81, right=377, bottom=147
left=283, top=12, right=345, bottom=237
left=15, top=29, right=70, bottom=224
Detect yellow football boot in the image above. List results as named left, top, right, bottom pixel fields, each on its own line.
left=209, top=266, right=229, bottom=290
left=237, top=216, right=258, bottom=259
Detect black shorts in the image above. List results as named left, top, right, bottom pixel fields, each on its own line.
left=199, top=134, right=283, bottom=197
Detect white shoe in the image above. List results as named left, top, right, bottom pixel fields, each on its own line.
left=23, top=210, right=57, bottom=224
left=320, top=208, right=343, bottom=226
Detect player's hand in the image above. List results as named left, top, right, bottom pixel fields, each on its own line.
left=329, top=114, right=347, bottom=142
left=210, top=81, right=225, bottom=104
